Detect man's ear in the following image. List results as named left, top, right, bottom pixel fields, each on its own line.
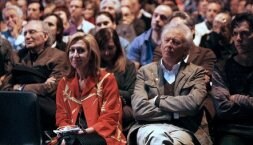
left=112, top=23, right=116, bottom=29
left=43, top=33, right=49, bottom=41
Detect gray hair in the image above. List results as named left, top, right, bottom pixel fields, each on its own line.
left=25, top=20, right=53, bottom=47
left=3, top=5, right=23, bottom=20
left=100, top=0, right=121, bottom=12
left=162, top=22, right=193, bottom=46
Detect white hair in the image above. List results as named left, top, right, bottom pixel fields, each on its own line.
left=3, top=5, right=23, bottom=20
left=162, top=22, right=193, bottom=46
left=100, top=0, right=121, bottom=12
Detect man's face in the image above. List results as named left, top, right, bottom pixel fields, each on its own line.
left=95, top=14, right=115, bottom=31
left=24, top=22, right=48, bottom=49
left=151, top=5, right=172, bottom=32
left=206, top=3, right=221, bottom=23
left=161, top=29, right=187, bottom=65
left=101, top=2, right=116, bottom=18
left=70, top=0, right=83, bottom=19
left=232, top=21, right=253, bottom=55
left=3, top=9, right=22, bottom=30
left=121, top=6, right=134, bottom=24
left=27, top=3, right=41, bottom=20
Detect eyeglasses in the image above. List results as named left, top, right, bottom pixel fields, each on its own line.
left=24, top=29, right=44, bottom=36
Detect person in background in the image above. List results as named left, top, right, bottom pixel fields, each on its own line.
left=43, top=13, right=66, bottom=51
left=191, top=0, right=209, bottom=24
left=200, top=12, right=235, bottom=63
left=69, top=0, right=95, bottom=33
left=53, top=5, right=76, bottom=37
left=121, top=0, right=152, bottom=31
left=128, top=22, right=207, bottom=145
left=211, top=13, right=253, bottom=145
left=83, top=0, right=99, bottom=24
left=93, top=11, right=130, bottom=53
left=116, top=5, right=145, bottom=42
left=194, top=0, right=222, bottom=46
left=17, top=0, right=27, bottom=20
left=127, top=4, right=173, bottom=69
left=55, top=32, right=126, bottom=145
left=27, top=0, right=44, bottom=20
left=0, top=37, right=18, bottom=89
left=100, top=0, right=121, bottom=24
left=2, top=4, right=25, bottom=51
left=95, top=28, right=136, bottom=135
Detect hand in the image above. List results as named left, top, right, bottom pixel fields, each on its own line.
left=45, top=76, right=56, bottom=85
left=8, top=20, right=21, bottom=39
left=0, top=75, right=6, bottom=87
left=13, top=84, right=23, bottom=91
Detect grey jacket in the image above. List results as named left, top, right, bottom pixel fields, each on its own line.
left=128, top=60, right=207, bottom=144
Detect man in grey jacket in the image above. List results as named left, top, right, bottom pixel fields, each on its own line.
left=128, top=23, right=207, bottom=144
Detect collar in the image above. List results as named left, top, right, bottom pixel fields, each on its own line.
left=51, top=41, right=57, bottom=48
left=160, top=59, right=181, bottom=74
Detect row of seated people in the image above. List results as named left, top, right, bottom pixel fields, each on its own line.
left=0, top=10, right=253, bottom=145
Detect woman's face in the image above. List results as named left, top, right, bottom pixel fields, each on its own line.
left=54, top=10, right=68, bottom=24
left=43, top=15, right=58, bottom=40
left=84, top=4, right=95, bottom=19
left=69, top=40, right=89, bottom=70
left=101, top=39, right=116, bottom=62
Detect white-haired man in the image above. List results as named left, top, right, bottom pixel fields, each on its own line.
left=128, top=23, right=207, bottom=145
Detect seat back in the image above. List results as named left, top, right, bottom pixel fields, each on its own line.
left=0, top=91, right=41, bottom=145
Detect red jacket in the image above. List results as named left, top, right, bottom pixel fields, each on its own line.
left=56, top=69, right=126, bottom=145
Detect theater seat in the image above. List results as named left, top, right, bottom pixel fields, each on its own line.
left=0, top=91, right=42, bottom=145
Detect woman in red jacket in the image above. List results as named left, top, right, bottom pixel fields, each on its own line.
left=55, top=32, right=126, bottom=145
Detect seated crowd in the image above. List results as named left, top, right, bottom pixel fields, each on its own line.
left=0, top=0, right=253, bottom=145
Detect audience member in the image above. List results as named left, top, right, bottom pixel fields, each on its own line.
left=246, top=0, right=253, bottom=13
left=116, top=6, right=145, bottom=42
left=127, top=5, right=173, bottom=69
left=69, top=0, right=95, bottom=33
left=100, top=0, right=121, bottom=23
left=128, top=23, right=207, bottom=145
left=83, top=0, right=99, bottom=24
left=43, top=14, right=66, bottom=51
left=2, top=4, right=25, bottom=50
left=53, top=5, right=76, bottom=36
left=211, top=13, right=253, bottom=145
left=168, top=11, right=216, bottom=145
left=2, top=20, right=70, bottom=131
left=95, top=28, right=136, bottom=135
left=27, top=1, right=44, bottom=20
left=191, top=0, right=209, bottom=24
left=55, top=32, right=126, bottom=145
left=121, top=0, right=152, bottom=31
left=0, top=37, right=18, bottom=89
left=200, top=12, right=235, bottom=63
left=93, top=11, right=130, bottom=53
left=17, top=0, right=27, bottom=20
left=194, top=0, right=222, bottom=46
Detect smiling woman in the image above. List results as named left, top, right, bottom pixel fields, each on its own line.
left=55, top=32, right=126, bottom=145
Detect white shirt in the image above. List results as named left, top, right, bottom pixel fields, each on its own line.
left=160, top=60, right=181, bottom=84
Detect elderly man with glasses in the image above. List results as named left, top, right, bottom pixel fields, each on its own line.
left=2, top=20, right=70, bottom=132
